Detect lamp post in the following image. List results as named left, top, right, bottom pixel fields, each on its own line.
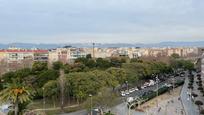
left=89, top=94, right=92, bottom=115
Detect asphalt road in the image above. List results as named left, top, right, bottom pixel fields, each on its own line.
left=180, top=76, right=199, bottom=115
left=60, top=110, right=87, bottom=115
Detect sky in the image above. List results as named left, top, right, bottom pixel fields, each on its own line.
left=0, top=0, right=204, bottom=44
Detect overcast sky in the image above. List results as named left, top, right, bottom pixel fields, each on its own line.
left=0, top=0, right=204, bottom=43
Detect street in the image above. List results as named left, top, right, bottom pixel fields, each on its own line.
left=180, top=77, right=199, bottom=115
left=60, top=110, right=88, bottom=115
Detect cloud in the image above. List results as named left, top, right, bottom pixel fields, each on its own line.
left=0, top=0, right=204, bottom=43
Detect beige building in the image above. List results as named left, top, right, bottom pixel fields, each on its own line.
left=48, top=48, right=87, bottom=64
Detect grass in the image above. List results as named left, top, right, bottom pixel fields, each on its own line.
left=44, top=106, right=83, bottom=115
left=27, top=98, right=85, bottom=115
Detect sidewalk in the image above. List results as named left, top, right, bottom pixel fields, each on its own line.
left=147, top=96, right=184, bottom=115
left=141, top=86, right=184, bottom=115
left=0, top=111, right=6, bottom=115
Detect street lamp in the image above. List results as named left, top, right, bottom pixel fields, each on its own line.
left=89, top=94, right=92, bottom=115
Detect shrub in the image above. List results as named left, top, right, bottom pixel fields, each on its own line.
left=198, top=83, right=203, bottom=87
left=195, top=100, right=203, bottom=109
left=175, top=80, right=184, bottom=86
left=189, top=78, right=194, bottom=81
left=192, top=93, right=198, bottom=97
left=188, top=86, right=194, bottom=89
left=195, top=100, right=203, bottom=105
left=188, top=83, right=193, bottom=86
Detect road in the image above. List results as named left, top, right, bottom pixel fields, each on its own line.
left=111, top=102, right=145, bottom=115
left=128, top=76, right=184, bottom=98
left=60, top=110, right=87, bottom=115
left=180, top=77, right=199, bottom=115
left=61, top=76, right=183, bottom=115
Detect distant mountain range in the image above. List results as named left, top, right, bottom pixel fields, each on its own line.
left=0, top=41, right=204, bottom=49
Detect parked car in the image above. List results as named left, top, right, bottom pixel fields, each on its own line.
left=125, top=90, right=130, bottom=95
left=120, top=91, right=126, bottom=96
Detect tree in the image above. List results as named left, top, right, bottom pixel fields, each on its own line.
left=52, top=61, right=63, bottom=70
left=130, top=58, right=143, bottom=63
left=75, top=57, right=88, bottom=65
left=32, top=62, right=48, bottom=74
left=183, top=60, right=194, bottom=71
left=91, top=70, right=119, bottom=90
left=195, top=100, right=203, bottom=111
left=86, top=54, right=92, bottom=59
left=37, top=69, right=59, bottom=88
left=66, top=72, right=101, bottom=104
left=15, top=68, right=32, bottom=82
left=106, top=67, right=127, bottom=85
left=110, top=57, right=123, bottom=67
left=96, top=58, right=111, bottom=69
left=192, top=93, right=198, bottom=98
left=70, top=63, right=87, bottom=72
left=170, top=59, right=194, bottom=71
left=43, top=80, right=59, bottom=108
left=64, top=63, right=71, bottom=74
left=0, top=82, right=33, bottom=115
left=86, top=59, right=96, bottom=68
left=1, top=71, right=16, bottom=83
left=171, top=53, right=180, bottom=59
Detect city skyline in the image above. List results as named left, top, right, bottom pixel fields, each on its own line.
left=0, top=0, right=204, bottom=43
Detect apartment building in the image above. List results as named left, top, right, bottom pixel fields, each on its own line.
left=201, top=53, right=204, bottom=76
left=48, top=48, right=87, bottom=64
left=0, top=48, right=49, bottom=71
left=0, top=47, right=199, bottom=71
left=33, top=50, right=49, bottom=62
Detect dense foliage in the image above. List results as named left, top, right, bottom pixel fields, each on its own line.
left=0, top=56, right=195, bottom=114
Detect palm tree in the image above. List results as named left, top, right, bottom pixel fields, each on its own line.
left=0, top=82, right=33, bottom=115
